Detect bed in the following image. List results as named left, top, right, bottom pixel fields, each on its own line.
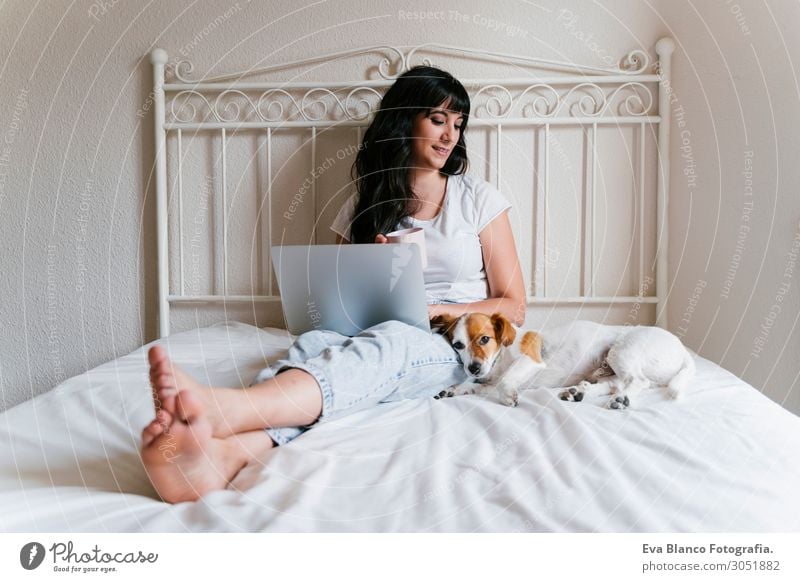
left=2, top=320, right=799, bottom=531
left=2, top=39, right=799, bottom=532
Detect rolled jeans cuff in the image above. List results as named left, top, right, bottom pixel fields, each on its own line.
left=252, top=361, right=334, bottom=446
left=272, top=361, right=334, bottom=423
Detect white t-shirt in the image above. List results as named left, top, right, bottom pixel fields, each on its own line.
left=330, top=173, right=512, bottom=304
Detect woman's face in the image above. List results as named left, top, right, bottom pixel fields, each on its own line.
left=410, top=103, right=464, bottom=172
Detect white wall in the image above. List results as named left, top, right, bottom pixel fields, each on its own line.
left=0, top=0, right=796, bottom=415
left=659, top=0, right=800, bottom=413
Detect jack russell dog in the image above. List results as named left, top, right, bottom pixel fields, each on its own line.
left=432, top=316, right=694, bottom=410
left=431, top=313, right=545, bottom=407
left=536, top=320, right=695, bottom=409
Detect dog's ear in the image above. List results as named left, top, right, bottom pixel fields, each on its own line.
left=430, top=314, right=458, bottom=336
left=491, top=313, right=516, bottom=347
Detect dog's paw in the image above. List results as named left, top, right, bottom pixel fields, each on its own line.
left=434, top=388, right=455, bottom=399
left=500, top=389, right=519, bottom=407
left=452, top=382, right=482, bottom=396
left=558, top=387, right=584, bottom=402
left=436, top=382, right=483, bottom=399
left=606, top=395, right=631, bottom=410
left=558, top=381, right=588, bottom=402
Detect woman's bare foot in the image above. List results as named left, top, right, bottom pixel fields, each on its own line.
left=147, top=345, right=243, bottom=438
left=145, top=345, right=324, bottom=438
left=141, top=388, right=261, bottom=503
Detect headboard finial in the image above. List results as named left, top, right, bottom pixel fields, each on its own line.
left=150, top=48, right=169, bottom=65
left=655, top=37, right=675, bottom=57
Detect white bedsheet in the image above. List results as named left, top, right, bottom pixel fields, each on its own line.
left=1, top=321, right=799, bottom=532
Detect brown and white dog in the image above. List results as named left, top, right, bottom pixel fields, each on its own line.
left=430, top=313, right=545, bottom=407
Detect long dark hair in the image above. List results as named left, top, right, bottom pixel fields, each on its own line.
left=349, top=65, right=470, bottom=243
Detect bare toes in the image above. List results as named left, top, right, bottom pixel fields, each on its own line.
left=156, top=389, right=177, bottom=405
left=141, top=429, right=155, bottom=448
left=152, top=386, right=177, bottom=415
left=156, top=408, right=172, bottom=426
left=146, top=412, right=168, bottom=431
left=155, top=359, right=171, bottom=377
left=158, top=394, right=176, bottom=416
left=153, top=371, right=174, bottom=388
left=175, top=390, right=203, bottom=424
left=142, top=420, right=165, bottom=447
left=148, top=345, right=167, bottom=367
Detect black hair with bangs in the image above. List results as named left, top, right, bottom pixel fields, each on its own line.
left=349, top=65, right=470, bottom=244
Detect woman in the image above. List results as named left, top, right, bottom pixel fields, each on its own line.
left=141, top=66, right=526, bottom=503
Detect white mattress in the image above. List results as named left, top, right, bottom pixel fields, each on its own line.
left=1, top=321, right=799, bottom=532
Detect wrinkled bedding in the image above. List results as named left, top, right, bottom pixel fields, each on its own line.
left=1, top=321, right=798, bottom=532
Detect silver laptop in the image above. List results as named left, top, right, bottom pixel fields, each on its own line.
left=271, top=244, right=430, bottom=336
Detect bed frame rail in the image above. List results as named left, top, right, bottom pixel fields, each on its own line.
left=150, top=39, right=675, bottom=337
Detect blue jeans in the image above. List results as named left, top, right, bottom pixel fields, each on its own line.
left=250, top=320, right=466, bottom=445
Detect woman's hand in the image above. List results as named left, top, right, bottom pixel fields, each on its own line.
left=375, top=234, right=388, bottom=244
left=427, top=303, right=442, bottom=318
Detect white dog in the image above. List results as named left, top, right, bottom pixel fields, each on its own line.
left=431, top=313, right=546, bottom=407
left=433, top=317, right=694, bottom=410
left=528, top=320, right=695, bottom=409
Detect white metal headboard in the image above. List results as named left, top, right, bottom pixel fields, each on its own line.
left=150, top=39, right=675, bottom=338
